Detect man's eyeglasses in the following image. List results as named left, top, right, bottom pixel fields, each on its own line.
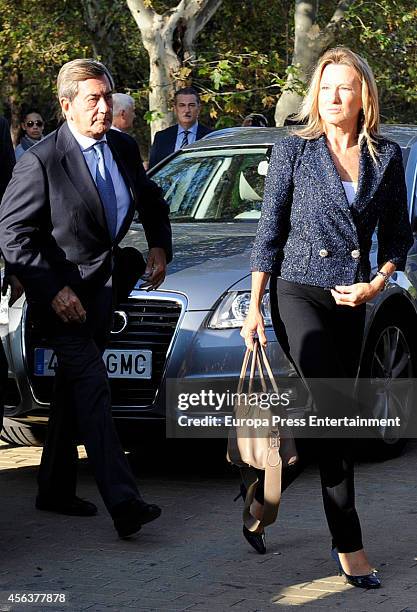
left=25, top=120, right=44, bottom=128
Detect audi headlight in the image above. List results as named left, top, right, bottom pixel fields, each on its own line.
left=208, top=291, right=272, bottom=329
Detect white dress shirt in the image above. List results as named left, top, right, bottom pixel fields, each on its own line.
left=67, top=122, right=131, bottom=234
left=174, top=122, right=199, bottom=151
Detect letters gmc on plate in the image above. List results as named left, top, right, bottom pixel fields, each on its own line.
left=34, top=348, right=152, bottom=379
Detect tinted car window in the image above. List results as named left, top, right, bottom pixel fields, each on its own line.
left=152, top=148, right=268, bottom=221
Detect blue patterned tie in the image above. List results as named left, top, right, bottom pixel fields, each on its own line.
left=93, top=141, right=117, bottom=239
left=180, top=130, right=190, bottom=147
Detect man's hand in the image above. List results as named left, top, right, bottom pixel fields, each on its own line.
left=2, top=275, right=24, bottom=307
left=140, top=247, right=167, bottom=291
left=330, top=282, right=382, bottom=307
left=51, top=286, right=86, bottom=323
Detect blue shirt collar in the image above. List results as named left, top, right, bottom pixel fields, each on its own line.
left=177, top=121, right=198, bottom=136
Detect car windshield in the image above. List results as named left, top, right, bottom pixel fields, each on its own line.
left=151, top=148, right=269, bottom=222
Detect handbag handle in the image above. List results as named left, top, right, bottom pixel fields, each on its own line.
left=237, top=346, right=252, bottom=394
left=237, top=339, right=279, bottom=395
left=258, top=342, right=280, bottom=394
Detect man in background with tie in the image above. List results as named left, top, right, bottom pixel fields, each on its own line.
left=0, top=59, right=172, bottom=539
left=148, top=87, right=212, bottom=169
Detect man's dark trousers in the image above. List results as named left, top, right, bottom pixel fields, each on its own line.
left=37, top=270, right=141, bottom=511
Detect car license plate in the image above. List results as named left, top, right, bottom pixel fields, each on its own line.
left=34, top=348, right=152, bottom=379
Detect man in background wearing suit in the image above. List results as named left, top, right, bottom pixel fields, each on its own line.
left=148, top=87, right=211, bottom=169
left=0, top=59, right=172, bottom=538
left=111, top=93, right=136, bottom=133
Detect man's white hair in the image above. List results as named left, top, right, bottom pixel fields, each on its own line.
left=112, top=93, right=135, bottom=117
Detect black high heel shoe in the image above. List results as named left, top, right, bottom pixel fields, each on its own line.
left=243, top=525, right=266, bottom=554
left=331, top=548, right=381, bottom=589
left=235, top=483, right=266, bottom=554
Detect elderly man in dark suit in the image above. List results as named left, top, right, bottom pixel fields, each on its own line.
left=0, top=59, right=172, bottom=538
left=0, top=115, right=17, bottom=432
left=148, top=87, right=211, bottom=169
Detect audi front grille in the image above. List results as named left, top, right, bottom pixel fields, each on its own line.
left=24, top=296, right=183, bottom=411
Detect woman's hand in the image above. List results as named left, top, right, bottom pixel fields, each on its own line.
left=330, top=281, right=382, bottom=307
left=240, top=307, right=267, bottom=350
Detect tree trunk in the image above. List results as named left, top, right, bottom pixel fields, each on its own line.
left=8, top=69, right=22, bottom=146
left=146, top=26, right=181, bottom=132
left=81, top=0, right=124, bottom=72
left=126, top=0, right=222, bottom=137
left=275, top=0, right=355, bottom=126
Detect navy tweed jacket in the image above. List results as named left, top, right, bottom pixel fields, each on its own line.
left=250, top=134, right=413, bottom=288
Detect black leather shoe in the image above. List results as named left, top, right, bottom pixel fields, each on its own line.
left=111, top=499, right=162, bottom=538
left=243, top=525, right=266, bottom=554
left=35, top=495, right=97, bottom=517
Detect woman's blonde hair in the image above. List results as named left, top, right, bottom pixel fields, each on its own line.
left=295, top=47, right=381, bottom=162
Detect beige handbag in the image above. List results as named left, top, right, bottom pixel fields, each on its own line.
left=227, top=339, right=298, bottom=533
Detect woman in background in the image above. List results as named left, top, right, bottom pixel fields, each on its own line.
left=15, top=110, right=45, bottom=160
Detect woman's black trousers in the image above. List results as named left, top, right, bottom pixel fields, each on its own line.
left=255, top=277, right=366, bottom=554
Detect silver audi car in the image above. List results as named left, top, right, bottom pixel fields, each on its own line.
left=2, top=126, right=417, bottom=458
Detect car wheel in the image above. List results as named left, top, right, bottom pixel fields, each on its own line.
left=0, top=417, right=46, bottom=447
left=358, top=313, right=416, bottom=460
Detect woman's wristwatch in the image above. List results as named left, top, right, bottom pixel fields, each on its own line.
left=374, top=270, right=390, bottom=290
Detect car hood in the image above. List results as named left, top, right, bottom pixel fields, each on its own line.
left=123, top=222, right=256, bottom=310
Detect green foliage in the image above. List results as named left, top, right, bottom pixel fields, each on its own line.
left=0, top=0, right=415, bottom=149
left=338, top=0, right=417, bottom=123
left=190, top=50, right=290, bottom=126
left=0, top=0, right=89, bottom=127
left=192, top=0, right=295, bottom=126
left=144, top=109, right=165, bottom=124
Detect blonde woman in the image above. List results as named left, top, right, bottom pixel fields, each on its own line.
left=241, top=47, right=413, bottom=587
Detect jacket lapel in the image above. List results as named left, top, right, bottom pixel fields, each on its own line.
left=168, top=125, right=178, bottom=154
left=106, top=132, right=136, bottom=241
left=56, top=122, right=108, bottom=236
left=301, top=136, right=350, bottom=209
left=301, top=135, right=394, bottom=213
left=196, top=124, right=205, bottom=140
left=352, top=140, right=393, bottom=213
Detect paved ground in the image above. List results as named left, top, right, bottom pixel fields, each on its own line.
left=0, top=437, right=416, bottom=612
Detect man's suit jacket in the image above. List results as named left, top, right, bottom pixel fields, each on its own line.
left=148, top=123, right=212, bottom=169
left=0, top=121, right=172, bottom=304
left=251, top=134, right=413, bottom=288
left=0, top=117, right=15, bottom=430
left=0, top=116, right=15, bottom=200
